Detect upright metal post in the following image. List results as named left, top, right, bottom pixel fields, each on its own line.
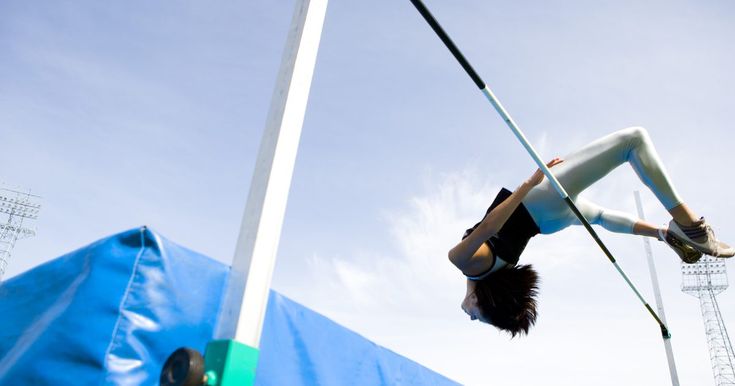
left=634, top=191, right=680, bottom=385
left=205, top=1, right=328, bottom=384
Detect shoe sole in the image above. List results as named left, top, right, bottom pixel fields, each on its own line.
left=668, top=220, right=718, bottom=256
left=666, top=232, right=702, bottom=264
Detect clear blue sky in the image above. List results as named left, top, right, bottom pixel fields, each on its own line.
left=2, top=0, right=734, bottom=384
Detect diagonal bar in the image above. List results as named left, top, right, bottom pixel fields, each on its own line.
left=409, top=0, right=669, bottom=337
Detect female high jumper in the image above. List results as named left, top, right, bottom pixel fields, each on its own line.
left=450, top=126, right=734, bottom=336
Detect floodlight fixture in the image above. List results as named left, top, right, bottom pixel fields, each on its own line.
left=0, top=184, right=42, bottom=280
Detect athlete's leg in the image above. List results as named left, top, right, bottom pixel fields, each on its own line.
left=576, top=197, right=668, bottom=238
left=524, top=127, right=683, bottom=232
left=553, top=127, right=681, bottom=209
left=632, top=221, right=663, bottom=239
left=576, top=198, right=703, bottom=262
left=525, top=127, right=703, bottom=225
left=575, top=198, right=637, bottom=234
left=523, top=127, right=732, bottom=257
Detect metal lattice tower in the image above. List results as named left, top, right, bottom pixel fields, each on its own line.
left=682, top=256, right=735, bottom=385
left=0, top=185, right=41, bottom=280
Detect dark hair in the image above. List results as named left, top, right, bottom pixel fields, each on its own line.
left=473, top=264, right=540, bottom=337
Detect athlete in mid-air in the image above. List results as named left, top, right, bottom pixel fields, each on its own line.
left=450, top=127, right=734, bottom=336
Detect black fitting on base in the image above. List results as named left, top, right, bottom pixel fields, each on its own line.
left=160, top=347, right=206, bottom=386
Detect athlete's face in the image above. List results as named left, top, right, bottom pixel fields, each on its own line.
left=461, top=282, right=490, bottom=323
left=461, top=292, right=482, bottom=321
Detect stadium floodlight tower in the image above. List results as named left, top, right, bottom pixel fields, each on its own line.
left=0, top=184, right=42, bottom=281
left=682, top=256, right=735, bottom=385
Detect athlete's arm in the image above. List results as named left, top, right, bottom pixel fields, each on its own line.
left=448, top=158, right=563, bottom=276
left=448, top=181, right=534, bottom=276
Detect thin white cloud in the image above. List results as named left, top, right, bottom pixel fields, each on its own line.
left=295, top=168, right=498, bottom=316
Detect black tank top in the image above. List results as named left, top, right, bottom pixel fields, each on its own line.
left=462, top=188, right=540, bottom=266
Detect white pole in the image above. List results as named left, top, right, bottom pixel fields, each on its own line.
left=216, top=0, right=329, bottom=348
left=634, top=191, right=680, bottom=386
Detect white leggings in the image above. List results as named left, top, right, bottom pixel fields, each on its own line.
left=522, top=127, right=683, bottom=235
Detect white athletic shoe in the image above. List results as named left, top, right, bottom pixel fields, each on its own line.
left=715, top=240, right=735, bottom=258
left=658, top=229, right=702, bottom=264
left=668, top=218, right=735, bottom=258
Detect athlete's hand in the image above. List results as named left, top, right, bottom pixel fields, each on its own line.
left=527, top=157, right=564, bottom=186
